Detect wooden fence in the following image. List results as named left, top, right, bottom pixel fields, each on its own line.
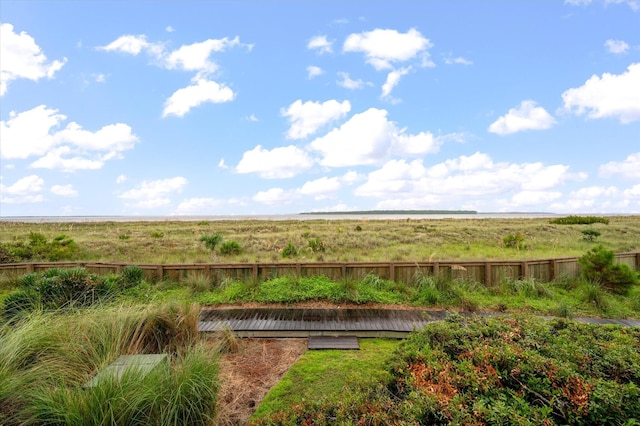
left=0, top=252, right=638, bottom=287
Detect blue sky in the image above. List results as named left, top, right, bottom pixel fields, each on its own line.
left=1, top=0, right=639, bottom=217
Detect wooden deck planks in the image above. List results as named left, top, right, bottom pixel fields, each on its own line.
left=308, top=336, right=359, bottom=350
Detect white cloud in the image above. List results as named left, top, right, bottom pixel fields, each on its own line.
left=116, top=175, right=127, bottom=184
left=340, top=170, right=364, bottom=185
left=336, top=72, right=370, bottom=89
left=308, top=108, right=441, bottom=167
left=0, top=23, right=67, bottom=96
left=0, top=175, right=45, bottom=204
left=174, top=197, right=222, bottom=214
left=307, top=65, right=324, bottom=79
left=30, top=147, right=105, bottom=172
left=247, top=114, right=259, bottom=122
left=444, top=54, right=473, bottom=65
left=511, top=190, right=562, bottom=206
left=565, top=0, right=639, bottom=10
left=282, top=99, right=351, bottom=139
left=166, top=26, right=175, bottom=33
left=561, top=63, right=640, bottom=123
left=488, top=100, right=556, bottom=135
left=98, top=34, right=163, bottom=57
left=381, top=67, right=411, bottom=99
left=550, top=185, right=624, bottom=213
left=353, top=153, right=581, bottom=209
left=165, top=36, right=240, bottom=73
left=119, top=177, right=187, bottom=208
left=298, top=177, right=341, bottom=200
left=624, top=184, right=640, bottom=197
left=599, top=152, right=640, bottom=179
left=162, top=78, right=234, bottom=117
left=307, top=35, right=333, bottom=54
left=253, top=187, right=297, bottom=205
left=604, top=39, right=630, bottom=54
left=343, top=28, right=432, bottom=70
left=218, top=158, right=228, bottom=169
left=1, top=105, right=139, bottom=171
left=236, top=145, right=314, bottom=178
left=51, top=184, right=78, bottom=197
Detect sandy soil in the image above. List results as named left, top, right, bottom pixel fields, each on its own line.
left=213, top=337, right=307, bottom=426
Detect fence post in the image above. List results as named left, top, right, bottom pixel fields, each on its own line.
left=636, top=253, right=640, bottom=271
left=389, top=263, right=395, bottom=282
left=341, top=263, right=347, bottom=280
left=156, top=265, right=164, bottom=281
left=26, top=263, right=34, bottom=273
left=485, top=262, right=492, bottom=286
left=521, top=261, right=529, bottom=280
left=550, top=259, right=557, bottom=281
left=433, top=262, right=439, bottom=277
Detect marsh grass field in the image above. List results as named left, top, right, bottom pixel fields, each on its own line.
left=1, top=215, right=640, bottom=425
left=1, top=215, right=639, bottom=264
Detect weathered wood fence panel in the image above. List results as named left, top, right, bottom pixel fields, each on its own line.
left=0, top=253, right=637, bottom=286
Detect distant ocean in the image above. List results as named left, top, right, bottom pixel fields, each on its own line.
left=0, top=213, right=562, bottom=223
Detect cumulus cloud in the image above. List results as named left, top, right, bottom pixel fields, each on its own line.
left=51, top=184, right=78, bottom=197
left=119, top=177, right=187, bottom=208
left=336, top=72, right=370, bottom=89
left=604, top=39, right=630, bottom=54
left=307, top=66, right=324, bottom=79
left=163, top=78, right=234, bottom=117
left=236, top=145, right=314, bottom=178
left=353, top=153, right=582, bottom=210
left=164, top=36, right=240, bottom=74
left=307, top=35, right=333, bottom=54
left=0, top=175, right=45, bottom=204
left=1, top=105, right=138, bottom=171
left=561, top=63, right=640, bottom=123
left=550, top=185, right=624, bottom=213
left=443, top=54, right=473, bottom=65
left=281, top=99, right=351, bottom=139
left=599, top=152, right=640, bottom=179
left=488, top=100, right=556, bottom=135
left=253, top=187, right=297, bottom=205
left=100, top=33, right=248, bottom=116
left=308, top=108, right=441, bottom=167
left=381, top=67, right=411, bottom=99
left=298, top=176, right=342, bottom=200
left=0, top=23, right=67, bottom=96
left=343, top=28, right=432, bottom=70
left=174, top=197, right=223, bottom=214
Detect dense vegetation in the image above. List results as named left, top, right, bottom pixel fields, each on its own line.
left=252, top=315, right=640, bottom=425
left=1, top=216, right=638, bottom=264
left=0, top=303, right=219, bottom=426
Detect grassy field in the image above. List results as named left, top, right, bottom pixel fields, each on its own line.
left=1, top=215, right=639, bottom=264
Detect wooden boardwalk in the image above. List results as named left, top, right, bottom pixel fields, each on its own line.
left=198, top=308, right=640, bottom=338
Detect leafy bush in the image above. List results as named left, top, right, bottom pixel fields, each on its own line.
left=218, top=241, right=242, bottom=256
left=502, top=233, right=526, bottom=249
left=199, top=233, right=223, bottom=252
left=150, top=231, right=164, bottom=238
left=281, top=242, right=299, bottom=258
left=120, top=265, right=144, bottom=288
left=0, top=232, right=79, bottom=263
left=307, top=237, right=326, bottom=253
left=549, top=215, right=610, bottom=225
left=578, top=245, right=639, bottom=295
left=582, top=229, right=601, bottom=241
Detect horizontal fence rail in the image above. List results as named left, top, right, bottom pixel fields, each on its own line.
left=0, top=252, right=638, bottom=287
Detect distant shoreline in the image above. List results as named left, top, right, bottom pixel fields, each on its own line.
left=300, top=210, right=478, bottom=215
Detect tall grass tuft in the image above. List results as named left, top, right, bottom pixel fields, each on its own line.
left=0, top=302, right=215, bottom=425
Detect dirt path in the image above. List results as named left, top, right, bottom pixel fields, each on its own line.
left=214, top=338, right=307, bottom=426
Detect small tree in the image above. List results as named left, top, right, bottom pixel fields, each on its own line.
left=581, top=229, right=601, bottom=242
left=578, top=245, right=639, bottom=295
left=200, top=234, right=223, bottom=253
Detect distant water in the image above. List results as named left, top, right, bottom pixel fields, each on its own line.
left=0, top=213, right=561, bottom=223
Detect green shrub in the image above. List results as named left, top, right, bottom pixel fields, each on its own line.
left=219, top=241, right=242, bottom=256
left=549, top=215, right=610, bottom=225
left=3, top=290, right=40, bottom=322
left=502, top=233, right=526, bottom=249
left=199, top=233, right=223, bottom=252
left=582, top=229, right=601, bottom=241
left=578, top=245, right=639, bottom=295
left=307, top=237, right=326, bottom=253
left=150, top=231, right=164, bottom=238
left=120, top=265, right=144, bottom=289
left=0, top=232, right=79, bottom=262
left=281, top=242, right=299, bottom=258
